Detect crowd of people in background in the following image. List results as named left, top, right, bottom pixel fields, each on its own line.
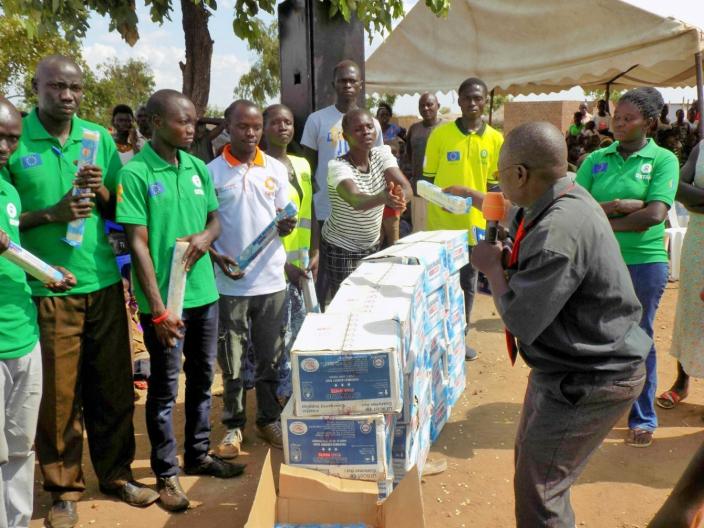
left=3, top=51, right=704, bottom=528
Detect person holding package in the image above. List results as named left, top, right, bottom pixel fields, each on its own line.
left=422, top=76, right=503, bottom=361
left=470, top=122, right=650, bottom=527
left=6, top=55, right=154, bottom=528
left=117, top=89, right=245, bottom=513
left=0, top=96, right=76, bottom=528
left=207, top=100, right=296, bottom=459
left=321, top=108, right=411, bottom=296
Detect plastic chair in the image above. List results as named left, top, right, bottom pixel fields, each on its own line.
left=665, top=204, right=687, bottom=281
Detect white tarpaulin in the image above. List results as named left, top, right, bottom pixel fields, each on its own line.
left=365, top=0, right=704, bottom=96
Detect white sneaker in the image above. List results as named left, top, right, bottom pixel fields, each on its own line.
left=215, top=428, right=243, bottom=459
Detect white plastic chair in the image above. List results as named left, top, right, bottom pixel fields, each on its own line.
left=665, top=204, right=687, bottom=281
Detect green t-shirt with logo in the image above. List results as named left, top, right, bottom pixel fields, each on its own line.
left=0, top=174, right=39, bottom=358
left=6, top=109, right=122, bottom=296
left=576, top=139, right=678, bottom=265
left=116, top=143, right=220, bottom=314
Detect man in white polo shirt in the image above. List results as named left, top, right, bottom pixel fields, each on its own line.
left=207, top=100, right=295, bottom=458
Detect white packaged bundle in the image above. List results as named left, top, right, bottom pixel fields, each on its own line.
left=398, top=365, right=432, bottom=425
left=363, top=242, right=447, bottom=294
left=291, top=314, right=403, bottom=416
left=328, top=266, right=426, bottom=374
left=446, top=335, right=466, bottom=406
left=281, top=399, right=394, bottom=483
left=397, top=230, right=469, bottom=275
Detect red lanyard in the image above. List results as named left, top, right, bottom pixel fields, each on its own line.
left=504, top=183, right=576, bottom=365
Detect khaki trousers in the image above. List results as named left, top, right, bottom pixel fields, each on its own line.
left=34, top=281, right=135, bottom=501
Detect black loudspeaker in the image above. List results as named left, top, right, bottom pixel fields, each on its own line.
left=278, top=0, right=365, bottom=143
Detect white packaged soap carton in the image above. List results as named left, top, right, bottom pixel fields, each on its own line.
left=281, top=399, right=394, bottom=482
left=397, top=230, right=469, bottom=274
left=328, top=268, right=426, bottom=373
left=398, top=364, right=432, bottom=425
left=291, top=314, right=403, bottom=416
left=363, top=242, right=447, bottom=294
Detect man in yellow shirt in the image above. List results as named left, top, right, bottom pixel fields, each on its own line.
left=422, top=77, right=503, bottom=361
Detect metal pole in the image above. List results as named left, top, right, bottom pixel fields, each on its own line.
left=696, top=52, right=704, bottom=139
left=605, top=82, right=611, bottom=105
left=488, top=88, right=495, bottom=125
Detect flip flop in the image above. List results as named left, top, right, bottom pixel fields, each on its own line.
left=626, top=428, right=653, bottom=448
left=656, top=389, right=686, bottom=410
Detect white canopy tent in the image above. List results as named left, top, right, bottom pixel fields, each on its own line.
left=365, top=0, right=704, bottom=133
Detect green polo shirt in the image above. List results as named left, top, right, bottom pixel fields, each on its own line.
left=116, top=142, right=219, bottom=314
left=6, top=109, right=122, bottom=296
left=0, top=174, right=39, bottom=359
left=576, top=138, right=678, bottom=265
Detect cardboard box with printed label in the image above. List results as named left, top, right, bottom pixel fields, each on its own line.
left=291, top=314, right=403, bottom=416
left=281, top=399, right=394, bottom=483
left=397, top=230, right=469, bottom=274
left=245, top=452, right=426, bottom=528
left=362, top=242, right=447, bottom=294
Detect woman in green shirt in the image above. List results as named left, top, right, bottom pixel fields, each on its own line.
left=576, top=87, right=678, bottom=449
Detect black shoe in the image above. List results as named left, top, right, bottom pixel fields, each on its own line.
left=156, top=475, right=189, bottom=512
left=46, top=500, right=78, bottom=528
left=100, top=480, right=160, bottom=507
left=183, top=454, right=246, bottom=478
left=465, top=345, right=479, bottom=361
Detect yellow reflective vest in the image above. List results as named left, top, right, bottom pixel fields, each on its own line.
left=281, top=154, right=313, bottom=269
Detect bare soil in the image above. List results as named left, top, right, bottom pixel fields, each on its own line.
left=29, top=283, right=701, bottom=528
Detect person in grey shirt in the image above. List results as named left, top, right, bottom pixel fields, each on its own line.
left=470, top=122, right=651, bottom=528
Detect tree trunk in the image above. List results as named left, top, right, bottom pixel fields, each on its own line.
left=180, top=0, right=213, bottom=116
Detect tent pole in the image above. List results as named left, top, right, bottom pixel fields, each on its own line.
left=605, top=83, right=611, bottom=104
left=696, top=52, right=704, bottom=139
left=489, top=88, right=495, bottom=125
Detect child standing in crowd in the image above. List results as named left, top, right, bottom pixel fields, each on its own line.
left=118, top=89, right=245, bottom=513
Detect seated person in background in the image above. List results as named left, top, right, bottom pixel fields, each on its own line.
left=658, top=128, right=684, bottom=166
left=566, top=111, right=584, bottom=143
left=593, top=99, right=612, bottom=136
left=576, top=134, right=601, bottom=168
left=579, top=120, right=598, bottom=140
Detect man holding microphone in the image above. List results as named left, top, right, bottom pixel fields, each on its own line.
left=469, top=122, right=650, bottom=527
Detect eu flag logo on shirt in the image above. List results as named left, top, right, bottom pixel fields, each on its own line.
left=447, top=151, right=461, bottom=161
left=592, top=162, right=608, bottom=174
left=148, top=182, right=165, bottom=197
left=20, top=154, right=42, bottom=169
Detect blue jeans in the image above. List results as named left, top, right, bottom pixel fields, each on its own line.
left=627, top=262, right=669, bottom=432
left=141, top=302, right=218, bottom=477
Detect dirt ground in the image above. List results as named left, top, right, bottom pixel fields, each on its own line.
left=28, top=283, right=703, bottom=528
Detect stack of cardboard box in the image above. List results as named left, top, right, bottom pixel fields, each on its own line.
left=281, top=231, right=469, bottom=497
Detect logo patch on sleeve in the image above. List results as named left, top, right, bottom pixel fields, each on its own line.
left=591, top=162, right=608, bottom=174
left=148, top=181, right=165, bottom=197
left=20, top=154, right=42, bottom=169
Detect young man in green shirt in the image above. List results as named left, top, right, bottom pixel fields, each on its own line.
left=117, top=89, right=245, bottom=513
left=6, top=56, right=156, bottom=528
left=0, top=96, right=76, bottom=528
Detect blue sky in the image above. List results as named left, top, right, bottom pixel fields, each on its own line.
left=81, top=0, right=704, bottom=115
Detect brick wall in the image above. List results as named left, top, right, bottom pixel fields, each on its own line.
left=503, top=100, right=589, bottom=136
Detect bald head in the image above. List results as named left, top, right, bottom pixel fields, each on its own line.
left=34, top=55, right=82, bottom=85
left=501, top=122, right=567, bottom=181
left=0, top=97, right=22, bottom=168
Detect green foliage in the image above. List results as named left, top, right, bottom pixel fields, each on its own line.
left=583, top=87, right=625, bottom=102
left=0, top=16, right=155, bottom=127
left=204, top=106, right=226, bottom=118
left=365, top=93, right=397, bottom=112
left=233, top=20, right=280, bottom=107
left=485, top=93, right=511, bottom=116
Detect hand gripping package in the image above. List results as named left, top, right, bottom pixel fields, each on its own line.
left=326, top=262, right=427, bottom=373
left=281, top=399, right=394, bottom=484
left=416, top=180, right=473, bottom=215
left=396, top=230, right=469, bottom=275
left=363, top=242, right=447, bottom=294
left=290, top=314, right=403, bottom=416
